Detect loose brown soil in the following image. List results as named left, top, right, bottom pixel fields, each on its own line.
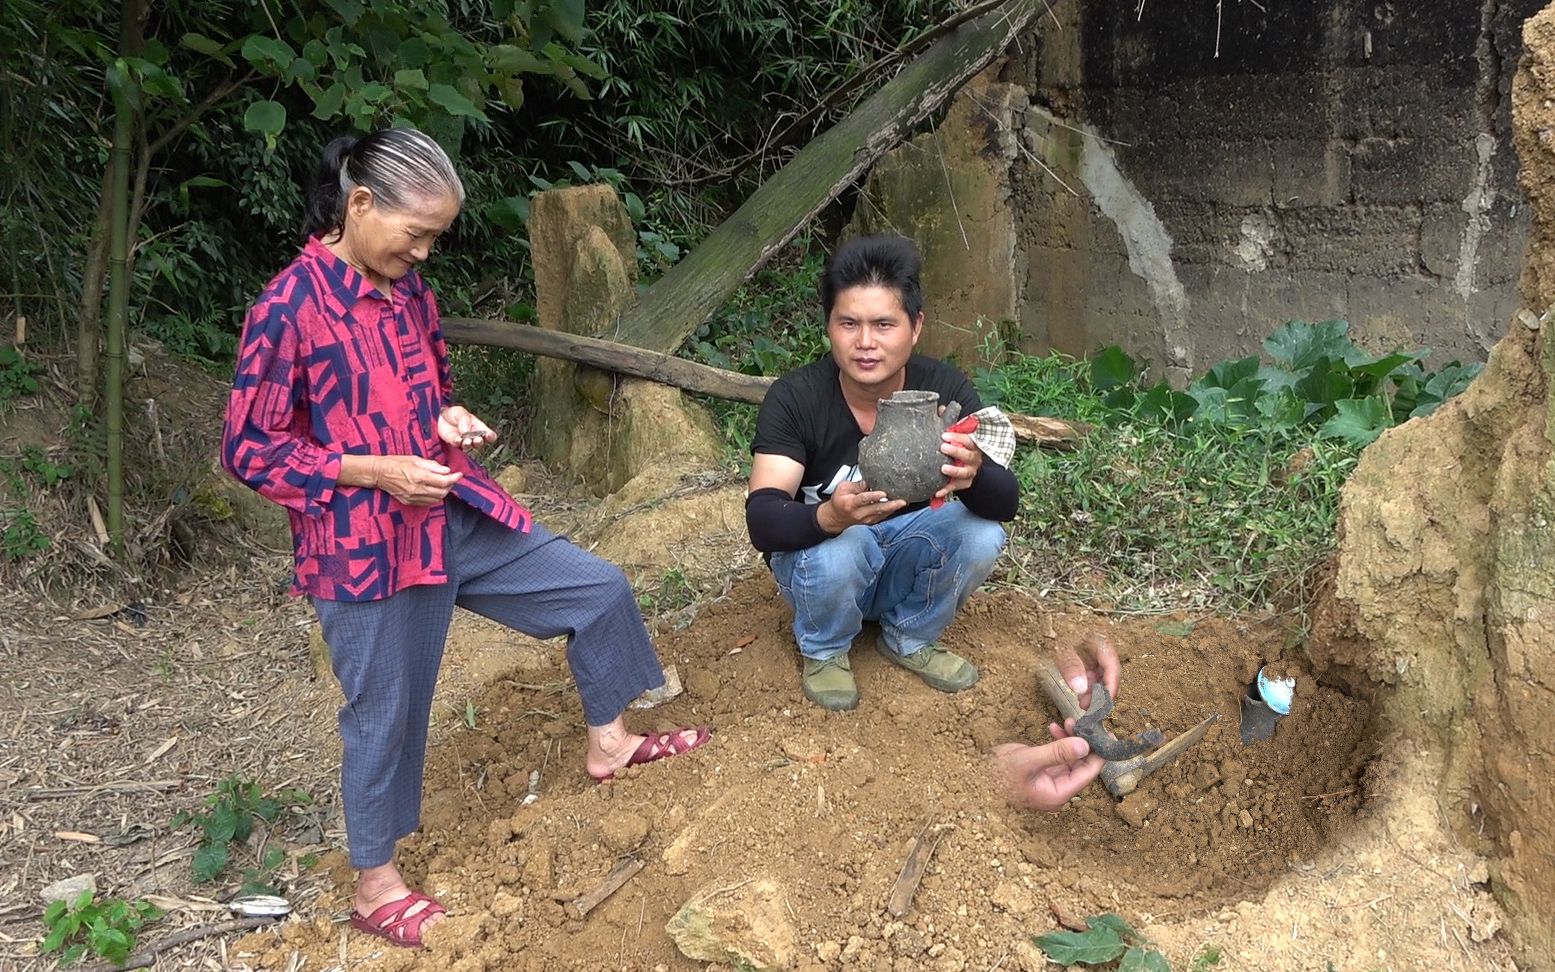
left=219, top=577, right=1373, bottom=972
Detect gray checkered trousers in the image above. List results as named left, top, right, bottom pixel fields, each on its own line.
left=312, top=500, right=665, bottom=868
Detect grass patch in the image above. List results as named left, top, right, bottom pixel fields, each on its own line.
left=979, top=318, right=1479, bottom=612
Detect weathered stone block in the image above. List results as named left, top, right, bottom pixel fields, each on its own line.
left=851, top=70, right=1027, bottom=364
left=666, top=876, right=796, bottom=969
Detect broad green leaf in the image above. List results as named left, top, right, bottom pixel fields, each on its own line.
left=240, top=35, right=296, bottom=72
left=1320, top=395, right=1392, bottom=447
left=44, top=899, right=68, bottom=924
left=325, top=0, right=365, bottom=24
left=302, top=39, right=329, bottom=67
left=623, top=191, right=646, bottom=221
left=1255, top=390, right=1305, bottom=433
left=545, top=0, right=587, bottom=43
left=1119, top=946, right=1172, bottom=972
left=285, top=57, right=316, bottom=83
left=1343, top=349, right=1421, bottom=378
left=311, top=82, right=346, bottom=119
left=1155, top=619, right=1194, bottom=638
left=192, top=843, right=228, bottom=883
left=181, top=175, right=226, bottom=190
left=1264, top=319, right=1355, bottom=371
left=72, top=889, right=95, bottom=910
left=488, top=195, right=531, bottom=231
left=1136, top=382, right=1197, bottom=424
left=62, top=943, right=86, bottom=966
left=489, top=44, right=547, bottom=75
left=1197, top=356, right=1260, bottom=391
left=181, top=32, right=231, bottom=65
left=395, top=68, right=429, bottom=90
left=428, top=83, right=487, bottom=120
left=568, top=160, right=592, bottom=181
left=359, top=82, right=393, bottom=103
left=561, top=51, right=608, bottom=79
left=497, top=77, right=526, bottom=110
left=399, top=35, right=430, bottom=68
left=41, top=921, right=69, bottom=952
left=242, top=100, right=286, bottom=140
left=1088, top=913, right=1144, bottom=944
left=1034, top=925, right=1127, bottom=965
left=1254, top=363, right=1298, bottom=396
left=1089, top=345, right=1138, bottom=392
left=1292, top=358, right=1355, bottom=414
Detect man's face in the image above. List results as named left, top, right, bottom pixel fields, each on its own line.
left=826, top=284, right=922, bottom=390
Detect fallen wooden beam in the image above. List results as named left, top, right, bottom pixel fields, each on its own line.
left=443, top=316, right=774, bottom=404
left=609, top=0, right=1043, bottom=354
left=443, top=316, right=1089, bottom=450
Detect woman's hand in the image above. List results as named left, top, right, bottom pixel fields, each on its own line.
left=437, top=405, right=496, bottom=451
left=372, top=455, right=463, bottom=506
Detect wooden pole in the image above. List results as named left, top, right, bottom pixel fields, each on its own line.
left=607, top=0, right=1042, bottom=355
left=442, top=317, right=775, bottom=405
left=441, top=317, right=1088, bottom=450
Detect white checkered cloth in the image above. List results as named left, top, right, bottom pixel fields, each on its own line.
left=968, top=406, right=1017, bottom=468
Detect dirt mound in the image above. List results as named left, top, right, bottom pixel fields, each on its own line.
left=235, top=577, right=1375, bottom=970
left=1311, top=4, right=1555, bottom=963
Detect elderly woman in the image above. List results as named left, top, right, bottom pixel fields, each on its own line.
left=222, top=128, right=709, bottom=948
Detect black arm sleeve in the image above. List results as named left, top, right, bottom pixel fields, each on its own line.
left=956, top=459, right=1020, bottom=522
left=746, top=487, right=831, bottom=553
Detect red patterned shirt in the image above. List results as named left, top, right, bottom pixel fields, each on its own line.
left=222, top=237, right=531, bottom=601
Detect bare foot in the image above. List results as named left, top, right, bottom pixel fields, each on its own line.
left=356, top=862, right=445, bottom=938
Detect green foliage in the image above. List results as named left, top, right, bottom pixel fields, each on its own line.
left=1093, top=319, right=1482, bottom=447
left=172, top=777, right=310, bottom=886
left=983, top=319, right=1480, bottom=610
left=1190, top=946, right=1224, bottom=971
left=1034, top=912, right=1171, bottom=970
left=1, top=508, right=49, bottom=561
left=0, top=345, right=42, bottom=408
left=684, top=241, right=829, bottom=468
left=40, top=890, right=164, bottom=968
left=1, top=446, right=74, bottom=495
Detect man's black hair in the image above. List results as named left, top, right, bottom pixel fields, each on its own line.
left=820, top=234, right=924, bottom=322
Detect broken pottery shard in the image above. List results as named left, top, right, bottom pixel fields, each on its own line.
left=856, top=391, right=962, bottom=502
left=630, top=664, right=683, bottom=709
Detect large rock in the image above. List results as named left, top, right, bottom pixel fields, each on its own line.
left=665, top=875, right=797, bottom=969
left=849, top=69, right=1025, bottom=366
left=525, top=185, right=722, bottom=494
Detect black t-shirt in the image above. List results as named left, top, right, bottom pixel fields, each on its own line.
left=752, top=354, right=983, bottom=508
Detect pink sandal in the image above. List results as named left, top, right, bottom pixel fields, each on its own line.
left=592, top=725, right=712, bottom=781
left=349, top=890, right=446, bottom=948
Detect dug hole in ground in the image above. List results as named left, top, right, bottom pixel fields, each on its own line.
left=8, top=15, right=1555, bottom=972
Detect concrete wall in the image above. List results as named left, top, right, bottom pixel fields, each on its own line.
left=1012, top=0, right=1541, bottom=378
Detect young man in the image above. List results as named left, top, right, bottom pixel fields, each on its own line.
left=745, top=235, right=1020, bottom=710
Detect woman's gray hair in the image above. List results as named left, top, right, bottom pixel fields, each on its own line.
left=303, top=128, right=465, bottom=241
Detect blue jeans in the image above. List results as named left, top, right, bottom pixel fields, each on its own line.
left=769, top=503, right=1006, bottom=661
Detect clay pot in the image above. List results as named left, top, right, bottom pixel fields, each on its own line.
left=856, top=390, right=962, bottom=502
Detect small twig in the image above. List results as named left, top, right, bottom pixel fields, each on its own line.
left=1300, top=787, right=1355, bottom=802
left=887, top=823, right=950, bottom=917
left=563, top=858, right=644, bottom=919
left=78, top=916, right=278, bottom=972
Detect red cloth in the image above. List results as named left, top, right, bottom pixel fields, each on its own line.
left=929, top=414, right=981, bottom=510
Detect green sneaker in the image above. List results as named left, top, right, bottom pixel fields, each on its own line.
left=802, top=654, right=859, bottom=711
left=876, top=636, right=979, bottom=692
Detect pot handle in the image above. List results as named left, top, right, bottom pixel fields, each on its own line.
left=940, top=400, right=963, bottom=430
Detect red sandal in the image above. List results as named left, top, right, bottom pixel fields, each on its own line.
left=349, top=890, right=446, bottom=948
left=591, top=725, right=712, bottom=781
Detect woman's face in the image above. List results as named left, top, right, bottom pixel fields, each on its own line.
left=340, top=186, right=461, bottom=283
